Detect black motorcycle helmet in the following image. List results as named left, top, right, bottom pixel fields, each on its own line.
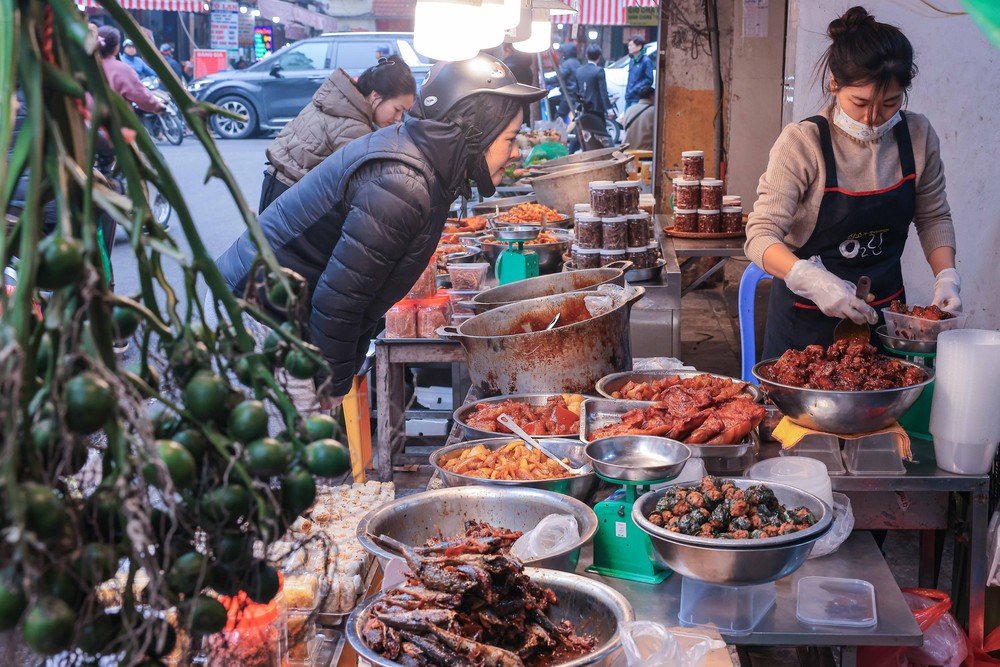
left=159, top=43, right=173, bottom=55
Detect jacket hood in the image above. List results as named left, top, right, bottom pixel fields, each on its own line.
left=404, top=117, right=473, bottom=197
left=314, top=69, right=374, bottom=127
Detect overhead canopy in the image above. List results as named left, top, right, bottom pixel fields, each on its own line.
left=552, top=0, right=658, bottom=26
left=80, top=0, right=207, bottom=9
left=257, top=0, right=339, bottom=31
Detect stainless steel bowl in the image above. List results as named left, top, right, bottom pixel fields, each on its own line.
left=488, top=213, right=574, bottom=229
left=356, top=486, right=598, bottom=573
left=347, top=568, right=634, bottom=667
left=595, top=370, right=764, bottom=403
left=751, top=358, right=934, bottom=433
left=584, top=436, right=690, bottom=482
left=476, top=232, right=573, bottom=274
left=876, top=325, right=938, bottom=355
left=453, top=393, right=592, bottom=441
left=633, top=479, right=833, bottom=585
left=623, top=259, right=666, bottom=283
left=686, top=438, right=759, bottom=475
left=430, top=437, right=598, bottom=502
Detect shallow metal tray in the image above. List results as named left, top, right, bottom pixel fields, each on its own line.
left=453, top=392, right=592, bottom=441
left=595, top=370, right=764, bottom=402
left=624, top=258, right=666, bottom=283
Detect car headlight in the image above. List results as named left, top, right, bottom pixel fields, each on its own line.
left=187, top=80, right=208, bottom=93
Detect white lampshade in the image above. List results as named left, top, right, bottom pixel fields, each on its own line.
left=479, top=0, right=509, bottom=48
left=414, top=0, right=483, bottom=61
left=483, top=0, right=522, bottom=29
left=513, top=9, right=552, bottom=53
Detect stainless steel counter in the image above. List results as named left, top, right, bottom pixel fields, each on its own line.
left=628, top=236, right=682, bottom=358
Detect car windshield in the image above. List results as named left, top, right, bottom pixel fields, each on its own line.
left=246, top=35, right=429, bottom=72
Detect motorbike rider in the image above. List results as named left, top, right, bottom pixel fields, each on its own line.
left=98, top=27, right=165, bottom=115
left=120, top=38, right=157, bottom=79
left=159, top=43, right=186, bottom=82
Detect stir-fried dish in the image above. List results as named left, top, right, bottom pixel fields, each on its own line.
left=647, top=477, right=817, bottom=540
left=465, top=395, right=584, bottom=436
left=496, top=204, right=563, bottom=224
left=761, top=340, right=924, bottom=390
left=482, top=231, right=565, bottom=246
left=889, top=300, right=955, bottom=321
left=609, top=374, right=753, bottom=403
left=364, top=533, right=597, bottom=666
left=440, top=442, right=579, bottom=481
left=444, top=216, right=489, bottom=234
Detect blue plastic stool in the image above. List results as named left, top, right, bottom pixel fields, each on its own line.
left=738, top=263, right=773, bottom=383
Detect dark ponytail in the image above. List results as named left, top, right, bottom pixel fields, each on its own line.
left=356, top=55, right=416, bottom=101
left=819, top=6, right=917, bottom=106
left=97, top=25, right=120, bottom=59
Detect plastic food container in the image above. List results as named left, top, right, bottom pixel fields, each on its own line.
left=601, top=216, right=628, bottom=250
left=746, top=457, right=834, bottom=508
left=697, top=209, right=721, bottom=234
left=573, top=203, right=592, bottom=214
left=681, top=150, right=705, bottom=181
left=575, top=215, right=603, bottom=249
left=796, top=576, right=877, bottom=628
left=615, top=180, right=642, bottom=215
left=680, top=577, right=776, bottom=635
left=407, top=257, right=438, bottom=300
left=625, top=212, right=650, bottom=248
left=205, top=593, right=287, bottom=667
left=645, top=242, right=660, bottom=266
left=600, top=249, right=626, bottom=266
left=723, top=194, right=742, bottom=208
left=589, top=181, right=620, bottom=217
left=385, top=301, right=417, bottom=339
left=627, top=247, right=649, bottom=269
left=447, top=262, right=489, bottom=291
left=448, top=289, right=480, bottom=316
left=882, top=308, right=969, bottom=341
left=417, top=297, right=451, bottom=338
left=672, top=179, right=701, bottom=211
left=699, top=179, right=724, bottom=210
left=722, top=206, right=744, bottom=233
left=673, top=209, right=698, bottom=233
left=575, top=246, right=602, bottom=269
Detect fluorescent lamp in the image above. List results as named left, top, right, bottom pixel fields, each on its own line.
left=239, top=4, right=247, bottom=12
left=513, top=8, right=550, bottom=53
left=479, top=0, right=509, bottom=47
left=251, top=8, right=260, bottom=16
left=587, top=29, right=598, bottom=40
left=414, top=0, right=482, bottom=61
left=272, top=15, right=280, bottom=22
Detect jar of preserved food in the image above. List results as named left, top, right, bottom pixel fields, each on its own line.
left=699, top=179, right=724, bottom=210
left=615, top=180, right=642, bottom=214
left=626, top=246, right=649, bottom=269
left=646, top=242, right=661, bottom=266
left=722, top=206, right=744, bottom=233
left=589, top=181, right=619, bottom=217
left=601, top=216, right=627, bottom=250
left=672, top=179, right=701, bottom=211
left=625, top=212, right=650, bottom=248
left=574, top=215, right=603, bottom=249
left=575, top=247, right=602, bottom=269
left=385, top=301, right=418, bottom=339
left=697, top=209, right=721, bottom=234
left=407, top=256, right=438, bottom=299
left=600, top=249, right=626, bottom=267
left=417, top=297, right=452, bottom=338
left=722, top=194, right=741, bottom=208
left=681, top=150, right=705, bottom=181
left=573, top=203, right=592, bottom=214
left=673, top=209, right=698, bottom=233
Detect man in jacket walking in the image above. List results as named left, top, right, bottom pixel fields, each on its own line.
left=625, top=35, right=654, bottom=110
left=121, top=38, right=156, bottom=79
left=556, top=42, right=581, bottom=119
left=575, top=44, right=611, bottom=150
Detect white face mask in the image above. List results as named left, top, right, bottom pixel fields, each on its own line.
left=833, top=105, right=902, bottom=142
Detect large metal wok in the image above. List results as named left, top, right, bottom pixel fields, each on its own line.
left=468, top=261, right=632, bottom=312
left=438, top=287, right=645, bottom=396
left=527, top=155, right=632, bottom=213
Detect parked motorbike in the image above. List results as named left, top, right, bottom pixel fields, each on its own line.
left=139, top=76, right=184, bottom=146
left=94, top=149, right=172, bottom=236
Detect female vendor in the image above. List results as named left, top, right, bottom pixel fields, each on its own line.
left=745, top=6, right=961, bottom=359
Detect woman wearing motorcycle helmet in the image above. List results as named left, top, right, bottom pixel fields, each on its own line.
left=216, top=55, right=545, bottom=406
left=259, top=56, right=417, bottom=213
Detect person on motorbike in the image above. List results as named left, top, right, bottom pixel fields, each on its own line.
left=259, top=55, right=417, bottom=213
left=98, top=27, right=165, bottom=115
left=120, top=38, right=156, bottom=79
left=159, top=43, right=186, bottom=82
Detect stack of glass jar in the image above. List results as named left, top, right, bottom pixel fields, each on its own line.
left=572, top=180, right=658, bottom=269
left=385, top=255, right=490, bottom=338
left=671, top=150, right=745, bottom=235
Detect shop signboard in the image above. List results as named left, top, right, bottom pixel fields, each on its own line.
left=194, top=49, right=228, bottom=79
left=210, top=0, right=240, bottom=51
left=254, top=26, right=274, bottom=62
left=625, top=6, right=658, bottom=26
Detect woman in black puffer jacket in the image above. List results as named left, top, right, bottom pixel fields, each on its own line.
left=216, top=56, right=546, bottom=405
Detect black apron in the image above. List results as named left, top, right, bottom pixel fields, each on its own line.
left=762, top=114, right=917, bottom=359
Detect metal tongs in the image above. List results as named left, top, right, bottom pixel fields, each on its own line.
left=496, top=413, right=591, bottom=475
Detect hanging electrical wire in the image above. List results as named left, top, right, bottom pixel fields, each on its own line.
left=915, top=0, right=966, bottom=16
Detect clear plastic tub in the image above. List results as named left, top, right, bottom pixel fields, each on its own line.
left=417, top=297, right=451, bottom=339
left=697, top=209, right=721, bottom=234
left=407, top=257, right=438, bottom=299
left=796, top=576, right=877, bottom=628
left=699, top=179, right=724, bottom=210
left=672, top=180, right=701, bottom=211
left=448, top=262, right=489, bottom=291
left=746, top=457, right=833, bottom=508
left=448, top=289, right=480, bottom=316
left=673, top=209, right=698, bottom=233
left=882, top=308, right=969, bottom=341
left=681, top=150, right=705, bottom=181
left=679, top=577, right=776, bottom=635
left=575, top=215, right=603, bottom=249
left=590, top=181, right=620, bottom=217
left=600, top=249, right=626, bottom=267
left=575, top=247, right=602, bottom=269
left=842, top=433, right=906, bottom=475
left=779, top=433, right=846, bottom=475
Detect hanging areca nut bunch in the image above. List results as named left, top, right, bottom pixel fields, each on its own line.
left=0, top=0, right=350, bottom=662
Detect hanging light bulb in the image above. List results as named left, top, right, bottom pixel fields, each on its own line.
left=414, top=0, right=483, bottom=61
left=479, top=0, right=509, bottom=48
left=481, top=0, right=521, bottom=30
left=512, top=7, right=551, bottom=53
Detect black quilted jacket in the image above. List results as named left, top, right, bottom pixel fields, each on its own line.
left=216, top=118, right=469, bottom=396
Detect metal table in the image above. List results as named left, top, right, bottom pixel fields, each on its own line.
left=577, top=533, right=922, bottom=666
left=627, top=240, right=683, bottom=358
left=656, top=215, right=747, bottom=295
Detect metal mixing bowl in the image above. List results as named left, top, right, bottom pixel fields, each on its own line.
left=356, top=486, right=598, bottom=573
left=584, top=436, right=690, bottom=482
left=596, top=369, right=764, bottom=403
left=347, top=567, right=634, bottom=667
left=476, top=231, right=573, bottom=274
left=430, top=437, right=597, bottom=501
left=453, top=393, right=592, bottom=441
left=876, top=325, right=938, bottom=355
left=751, top=358, right=933, bottom=433
left=633, top=479, right=832, bottom=586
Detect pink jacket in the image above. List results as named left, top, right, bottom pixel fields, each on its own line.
left=101, top=56, right=163, bottom=114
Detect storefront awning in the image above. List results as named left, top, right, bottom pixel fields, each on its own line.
left=256, top=0, right=338, bottom=32
left=80, top=0, right=208, bottom=10
left=551, top=0, right=658, bottom=26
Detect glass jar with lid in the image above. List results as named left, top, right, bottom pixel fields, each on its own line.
left=697, top=209, right=721, bottom=234
left=589, top=181, right=620, bottom=217
left=672, top=179, right=701, bottom=211
left=615, top=180, right=642, bottom=215
left=699, top=179, right=724, bottom=210
left=601, top=217, right=628, bottom=250
left=681, top=150, right=705, bottom=181
left=575, top=215, right=603, bottom=249
left=625, top=212, right=650, bottom=248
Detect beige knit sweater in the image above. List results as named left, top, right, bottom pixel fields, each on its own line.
left=744, top=106, right=956, bottom=267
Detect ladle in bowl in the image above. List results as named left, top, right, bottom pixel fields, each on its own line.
left=497, top=414, right=591, bottom=476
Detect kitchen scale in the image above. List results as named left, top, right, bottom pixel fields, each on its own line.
left=583, top=435, right=691, bottom=584
left=493, top=225, right=540, bottom=285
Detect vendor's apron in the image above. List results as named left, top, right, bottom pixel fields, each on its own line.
left=761, top=114, right=916, bottom=359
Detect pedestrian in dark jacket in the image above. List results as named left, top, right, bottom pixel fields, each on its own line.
left=625, top=35, right=654, bottom=109
left=159, top=43, right=185, bottom=82
left=556, top=42, right=581, bottom=118
left=215, top=57, right=546, bottom=405
left=577, top=44, right=609, bottom=119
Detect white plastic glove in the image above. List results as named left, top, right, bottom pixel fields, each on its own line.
left=932, top=267, right=962, bottom=313
left=783, top=256, right=877, bottom=325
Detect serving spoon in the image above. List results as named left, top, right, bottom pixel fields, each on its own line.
left=497, top=413, right=591, bottom=475
left=833, top=275, right=872, bottom=343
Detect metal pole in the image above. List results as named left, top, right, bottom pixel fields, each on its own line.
left=652, top=1, right=671, bottom=214
left=706, top=0, right=724, bottom=179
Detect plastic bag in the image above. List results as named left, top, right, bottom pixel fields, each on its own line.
left=620, top=621, right=724, bottom=667
left=808, top=492, right=855, bottom=559
left=524, top=141, right=569, bottom=166
left=858, top=588, right=973, bottom=667
left=509, top=514, right=579, bottom=561
left=584, top=284, right=638, bottom=318
left=632, top=357, right=697, bottom=372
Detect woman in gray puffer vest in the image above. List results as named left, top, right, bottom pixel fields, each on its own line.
left=216, top=56, right=546, bottom=406
left=259, top=56, right=417, bottom=213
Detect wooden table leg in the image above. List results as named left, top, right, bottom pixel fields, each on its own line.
left=374, top=344, right=396, bottom=482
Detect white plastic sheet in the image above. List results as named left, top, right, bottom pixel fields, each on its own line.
left=808, top=492, right=855, bottom=559
left=509, top=514, right=580, bottom=561
left=620, top=621, right=725, bottom=667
